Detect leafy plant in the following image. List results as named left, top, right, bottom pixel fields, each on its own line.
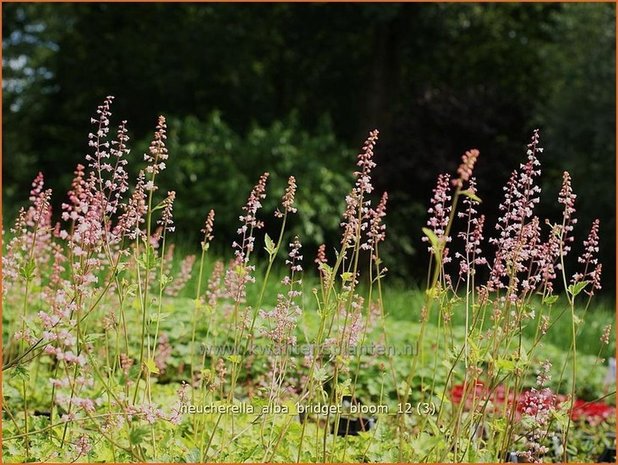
left=2, top=99, right=614, bottom=463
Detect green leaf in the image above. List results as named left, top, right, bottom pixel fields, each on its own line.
left=151, top=202, right=165, bottom=212
left=19, top=258, right=36, bottom=281
left=422, top=227, right=439, bottom=249
left=144, top=358, right=160, bottom=374
left=336, top=378, right=352, bottom=397
left=264, top=233, right=276, bottom=256
left=84, top=333, right=105, bottom=344
left=314, top=366, right=329, bottom=383
left=460, top=189, right=482, bottom=203
left=466, top=338, right=481, bottom=364
left=424, top=415, right=441, bottom=437
left=495, top=358, right=515, bottom=373
left=567, top=281, right=588, bottom=298
left=138, top=244, right=158, bottom=271
left=159, top=274, right=172, bottom=287
left=467, top=443, right=477, bottom=463
left=129, top=427, right=150, bottom=445
left=318, top=262, right=332, bottom=276
left=13, top=365, right=30, bottom=382
left=422, top=227, right=444, bottom=262
left=542, top=295, right=559, bottom=305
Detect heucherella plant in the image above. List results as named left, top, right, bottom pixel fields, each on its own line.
left=405, top=129, right=607, bottom=462
left=2, top=98, right=612, bottom=463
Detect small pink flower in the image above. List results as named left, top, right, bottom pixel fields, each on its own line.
left=235, top=172, right=269, bottom=263
left=201, top=209, right=215, bottom=249
left=453, top=148, right=480, bottom=188
left=165, top=254, right=196, bottom=296
left=341, top=130, right=379, bottom=247
left=423, top=173, right=452, bottom=253
left=157, top=191, right=176, bottom=233
left=275, top=175, right=298, bottom=217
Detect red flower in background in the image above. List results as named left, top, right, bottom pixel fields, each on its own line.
left=450, top=382, right=517, bottom=414
left=570, top=399, right=615, bottom=425
left=450, top=383, right=615, bottom=425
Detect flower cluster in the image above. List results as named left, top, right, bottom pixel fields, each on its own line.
left=3, top=172, right=53, bottom=295
left=225, top=173, right=270, bottom=305
left=165, top=254, right=196, bottom=296
left=572, top=219, right=603, bottom=294
left=536, top=359, right=552, bottom=386
left=341, top=294, right=365, bottom=349
left=158, top=191, right=176, bottom=233
left=234, top=172, right=269, bottom=263
left=423, top=173, right=452, bottom=253
left=341, top=130, right=379, bottom=248
left=155, top=333, right=173, bottom=374
left=275, top=175, right=297, bottom=217
left=517, top=388, right=557, bottom=463
left=364, top=191, right=388, bottom=255
left=455, top=178, right=486, bottom=278
left=487, top=131, right=543, bottom=296
left=144, top=116, right=169, bottom=181
left=168, top=382, right=190, bottom=425
left=205, top=260, right=226, bottom=307
left=201, top=209, right=216, bottom=249
left=86, top=96, right=114, bottom=171
left=224, top=256, right=254, bottom=305
left=558, top=171, right=577, bottom=223
left=260, top=237, right=303, bottom=347
left=114, top=171, right=147, bottom=240
left=453, top=148, right=479, bottom=188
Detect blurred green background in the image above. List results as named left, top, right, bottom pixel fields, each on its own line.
left=2, top=3, right=615, bottom=294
